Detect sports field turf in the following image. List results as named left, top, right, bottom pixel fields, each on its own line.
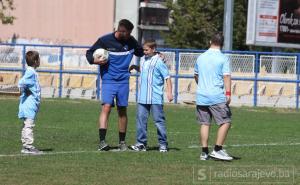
left=0, top=98, right=299, bottom=185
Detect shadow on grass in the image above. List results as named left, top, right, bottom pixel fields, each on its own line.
left=232, top=156, right=241, bottom=160
left=39, top=148, right=54, bottom=152
left=147, top=146, right=181, bottom=151
left=108, top=146, right=181, bottom=152
left=210, top=155, right=242, bottom=162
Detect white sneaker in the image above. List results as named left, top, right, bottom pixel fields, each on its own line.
left=159, top=145, right=168, bottom=153
left=200, top=152, right=209, bottom=160
left=98, top=140, right=110, bottom=151
left=118, top=141, right=128, bottom=151
left=209, top=149, right=233, bottom=161
left=130, top=143, right=146, bottom=151
left=21, top=147, right=43, bottom=155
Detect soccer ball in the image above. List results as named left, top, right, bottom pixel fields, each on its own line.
left=93, top=48, right=109, bottom=60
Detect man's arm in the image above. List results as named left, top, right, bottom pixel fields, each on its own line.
left=166, top=78, right=173, bottom=102
left=132, top=38, right=144, bottom=57
left=129, top=65, right=140, bottom=73
left=18, top=71, right=34, bottom=96
left=194, top=61, right=199, bottom=84
left=223, top=75, right=231, bottom=104
left=135, top=45, right=144, bottom=57
left=86, top=38, right=106, bottom=65
left=194, top=74, right=198, bottom=84
left=157, top=61, right=173, bottom=102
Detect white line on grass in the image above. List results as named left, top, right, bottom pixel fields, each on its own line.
left=1, top=143, right=299, bottom=157
left=188, top=142, right=300, bottom=148
left=0, top=150, right=99, bottom=158
left=0, top=149, right=137, bottom=158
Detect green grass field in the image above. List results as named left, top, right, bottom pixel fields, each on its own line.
left=0, top=98, right=299, bottom=185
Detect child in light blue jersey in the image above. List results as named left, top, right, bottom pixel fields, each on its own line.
left=129, top=39, right=173, bottom=152
left=18, top=50, right=43, bottom=155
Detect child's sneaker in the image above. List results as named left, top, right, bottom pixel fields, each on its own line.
left=118, top=141, right=128, bottom=151
left=130, top=143, right=146, bottom=151
left=21, top=147, right=43, bottom=155
left=200, top=152, right=209, bottom=160
left=98, top=140, right=110, bottom=151
left=209, top=149, right=233, bottom=161
left=159, top=145, right=168, bottom=153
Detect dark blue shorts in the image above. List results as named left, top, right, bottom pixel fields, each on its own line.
left=101, top=83, right=129, bottom=107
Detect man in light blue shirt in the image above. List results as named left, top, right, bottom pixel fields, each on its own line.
left=194, top=33, right=233, bottom=161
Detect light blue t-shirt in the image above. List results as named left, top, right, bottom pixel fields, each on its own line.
left=138, top=54, right=170, bottom=104
left=18, top=67, right=41, bottom=120
left=194, top=48, right=230, bottom=105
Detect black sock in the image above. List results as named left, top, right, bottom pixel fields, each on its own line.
left=119, top=132, right=126, bottom=143
left=99, top=128, right=107, bottom=142
left=214, top=145, right=222, bottom=151
left=202, top=147, right=209, bottom=154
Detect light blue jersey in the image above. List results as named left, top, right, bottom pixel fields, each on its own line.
left=138, top=54, right=170, bottom=104
left=18, top=67, right=41, bottom=120
left=194, top=48, right=230, bottom=105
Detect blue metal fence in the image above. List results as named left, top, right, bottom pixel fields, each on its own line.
left=0, top=43, right=299, bottom=109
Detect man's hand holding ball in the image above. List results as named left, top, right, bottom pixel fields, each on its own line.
left=93, top=48, right=109, bottom=66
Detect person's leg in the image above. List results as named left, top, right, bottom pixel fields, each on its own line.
left=99, top=104, right=112, bottom=141
left=200, top=124, right=210, bottom=148
left=116, top=83, right=129, bottom=145
left=151, top=104, right=167, bottom=149
left=196, top=105, right=212, bottom=160
left=98, top=83, right=115, bottom=150
left=135, top=103, right=150, bottom=146
left=210, top=122, right=232, bottom=160
left=21, top=118, right=35, bottom=149
left=215, top=122, right=231, bottom=146
left=117, top=106, right=127, bottom=143
left=210, top=103, right=232, bottom=150
left=21, top=118, right=42, bottom=154
left=209, top=103, right=233, bottom=160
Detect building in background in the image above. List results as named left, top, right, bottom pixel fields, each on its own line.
left=0, top=0, right=169, bottom=47
left=114, top=0, right=140, bottom=40
left=114, top=0, right=169, bottom=47
left=138, top=0, right=169, bottom=47
left=0, top=0, right=115, bottom=45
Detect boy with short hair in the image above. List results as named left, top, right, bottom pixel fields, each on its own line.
left=18, top=50, right=43, bottom=154
left=129, top=39, right=173, bottom=152
left=194, top=33, right=233, bottom=161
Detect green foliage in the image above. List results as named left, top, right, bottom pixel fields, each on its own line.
left=232, top=0, right=248, bottom=51
left=163, top=0, right=300, bottom=52
left=0, top=0, right=15, bottom=24
left=163, top=0, right=224, bottom=49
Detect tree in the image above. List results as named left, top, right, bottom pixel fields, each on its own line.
left=162, top=0, right=279, bottom=51
left=164, top=0, right=300, bottom=52
left=232, top=0, right=248, bottom=51
left=163, top=0, right=224, bottom=49
left=0, top=0, right=15, bottom=24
